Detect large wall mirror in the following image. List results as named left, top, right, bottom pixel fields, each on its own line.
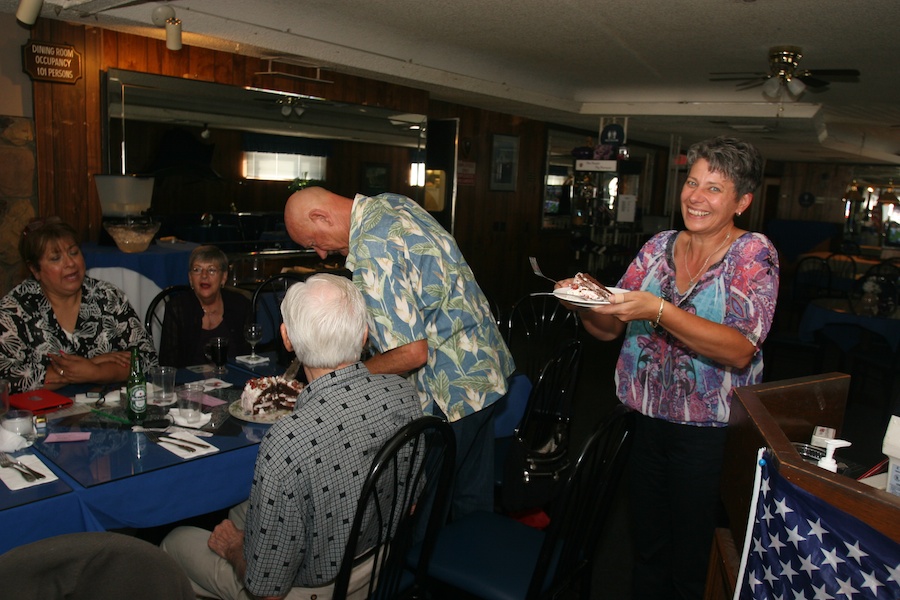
left=103, top=69, right=427, bottom=249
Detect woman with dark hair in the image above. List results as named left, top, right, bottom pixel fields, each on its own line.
left=559, top=137, right=780, bottom=599
left=0, top=217, right=157, bottom=393
left=159, top=245, right=250, bottom=368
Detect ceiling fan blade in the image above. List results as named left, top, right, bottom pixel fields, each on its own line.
left=735, top=80, right=766, bottom=91
left=709, top=76, right=765, bottom=82
left=806, top=69, right=861, bottom=78
left=796, top=74, right=831, bottom=88
left=709, top=71, right=767, bottom=76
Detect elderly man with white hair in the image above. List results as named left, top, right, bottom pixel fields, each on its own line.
left=162, top=274, right=421, bottom=600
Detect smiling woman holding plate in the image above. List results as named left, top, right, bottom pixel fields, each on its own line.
left=556, top=137, right=779, bottom=600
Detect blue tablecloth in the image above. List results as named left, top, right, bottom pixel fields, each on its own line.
left=798, top=298, right=900, bottom=352
left=82, top=241, right=197, bottom=290
left=0, top=367, right=263, bottom=555
left=82, top=241, right=197, bottom=326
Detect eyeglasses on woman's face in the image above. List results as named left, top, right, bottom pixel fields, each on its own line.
left=190, top=266, right=221, bottom=277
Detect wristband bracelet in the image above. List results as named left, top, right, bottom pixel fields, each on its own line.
left=650, top=296, right=665, bottom=329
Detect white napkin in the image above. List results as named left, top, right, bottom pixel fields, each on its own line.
left=0, top=454, right=58, bottom=490
left=151, top=431, right=218, bottom=460
left=236, top=354, right=269, bottom=365
left=0, top=427, right=29, bottom=453
left=168, top=409, right=212, bottom=428
left=198, top=378, right=232, bottom=391
left=103, top=387, right=124, bottom=406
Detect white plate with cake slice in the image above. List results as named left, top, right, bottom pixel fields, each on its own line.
left=228, top=400, right=292, bottom=424
left=553, top=286, right=629, bottom=308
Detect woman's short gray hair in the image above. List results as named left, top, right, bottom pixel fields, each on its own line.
left=686, top=136, right=763, bottom=198
left=280, top=274, right=367, bottom=369
left=189, top=245, right=228, bottom=272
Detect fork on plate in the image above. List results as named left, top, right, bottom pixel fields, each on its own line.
left=529, top=257, right=613, bottom=298
left=0, top=453, right=44, bottom=481
left=529, top=256, right=557, bottom=285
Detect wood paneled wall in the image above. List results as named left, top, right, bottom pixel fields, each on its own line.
left=31, top=19, right=428, bottom=242
left=30, top=19, right=574, bottom=309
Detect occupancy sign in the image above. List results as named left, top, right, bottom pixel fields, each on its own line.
left=22, top=40, right=83, bottom=84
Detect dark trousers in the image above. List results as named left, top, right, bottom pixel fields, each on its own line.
left=444, top=403, right=497, bottom=521
left=628, top=413, right=728, bottom=600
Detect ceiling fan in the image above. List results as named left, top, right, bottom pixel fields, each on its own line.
left=710, top=46, right=860, bottom=100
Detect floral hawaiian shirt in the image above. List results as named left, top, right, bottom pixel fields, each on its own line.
left=615, top=230, right=779, bottom=426
left=345, top=193, right=515, bottom=422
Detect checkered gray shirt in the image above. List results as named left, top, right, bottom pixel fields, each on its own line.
left=242, top=362, right=421, bottom=597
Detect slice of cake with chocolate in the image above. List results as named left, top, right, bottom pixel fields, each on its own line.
left=567, top=272, right=611, bottom=301
left=240, top=376, right=304, bottom=416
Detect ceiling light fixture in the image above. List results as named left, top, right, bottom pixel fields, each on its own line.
left=878, top=180, right=898, bottom=205
left=760, top=46, right=808, bottom=102
left=842, top=180, right=864, bottom=203
left=278, top=97, right=305, bottom=118
left=16, top=0, right=43, bottom=26
left=151, top=5, right=182, bottom=51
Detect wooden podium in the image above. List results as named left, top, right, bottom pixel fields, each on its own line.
left=704, top=373, right=900, bottom=599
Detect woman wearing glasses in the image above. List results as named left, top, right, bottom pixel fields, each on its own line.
left=159, top=245, right=250, bottom=367
left=0, top=217, right=158, bottom=393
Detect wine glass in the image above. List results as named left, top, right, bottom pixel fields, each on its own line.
left=244, top=323, right=263, bottom=360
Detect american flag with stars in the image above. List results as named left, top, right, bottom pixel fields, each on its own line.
left=735, top=449, right=900, bottom=599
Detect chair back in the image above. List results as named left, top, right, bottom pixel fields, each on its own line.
left=506, top=293, right=580, bottom=382
left=144, top=285, right=192, bottom=347
left=332, top=416, right=456, bottom=600
left=499, top=339, right=582, bottom=513
left=526, top=404, right=635, bottom=599
left=825, top=252, right=857, bottom=297
left=785, top=256, right=830, bottom=328
left=862, top=260, right=900, bottom=285
left=250, top=273, right=307, bottom=364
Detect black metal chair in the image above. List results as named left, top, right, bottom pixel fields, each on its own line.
left=506, top=293, right=581, bottom=383
left=860, top=260, right=900, bottom=299
left=825, top=252, right=857, bottom=298
left=497, top=339, right=582, bottom=513
left=423, top=404, right=635, bottom=600
left=763, top=256, right=831, bottom=380
left=250, top=273, right=307, bottom=364
left=333, top=416, right=456, bottom=600
left=143, top=284, right=192, bottom=346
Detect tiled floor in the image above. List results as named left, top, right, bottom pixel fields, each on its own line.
left=569, top=323, right=893, bottom=598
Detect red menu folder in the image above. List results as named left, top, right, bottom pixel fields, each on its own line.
left=9, top=389, right=74, bottom=415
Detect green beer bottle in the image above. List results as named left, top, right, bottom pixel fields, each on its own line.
left=126, top=347, right=147, bottom=423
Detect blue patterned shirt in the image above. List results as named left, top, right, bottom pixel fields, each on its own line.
left=615, top=231, right=779, bottom=426
left=345, top=193, right=515, bottom=422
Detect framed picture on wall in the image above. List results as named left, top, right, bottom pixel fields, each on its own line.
left=361, top=163, right=389, bottom=196
left=490, top=134, right=519, bottom=191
